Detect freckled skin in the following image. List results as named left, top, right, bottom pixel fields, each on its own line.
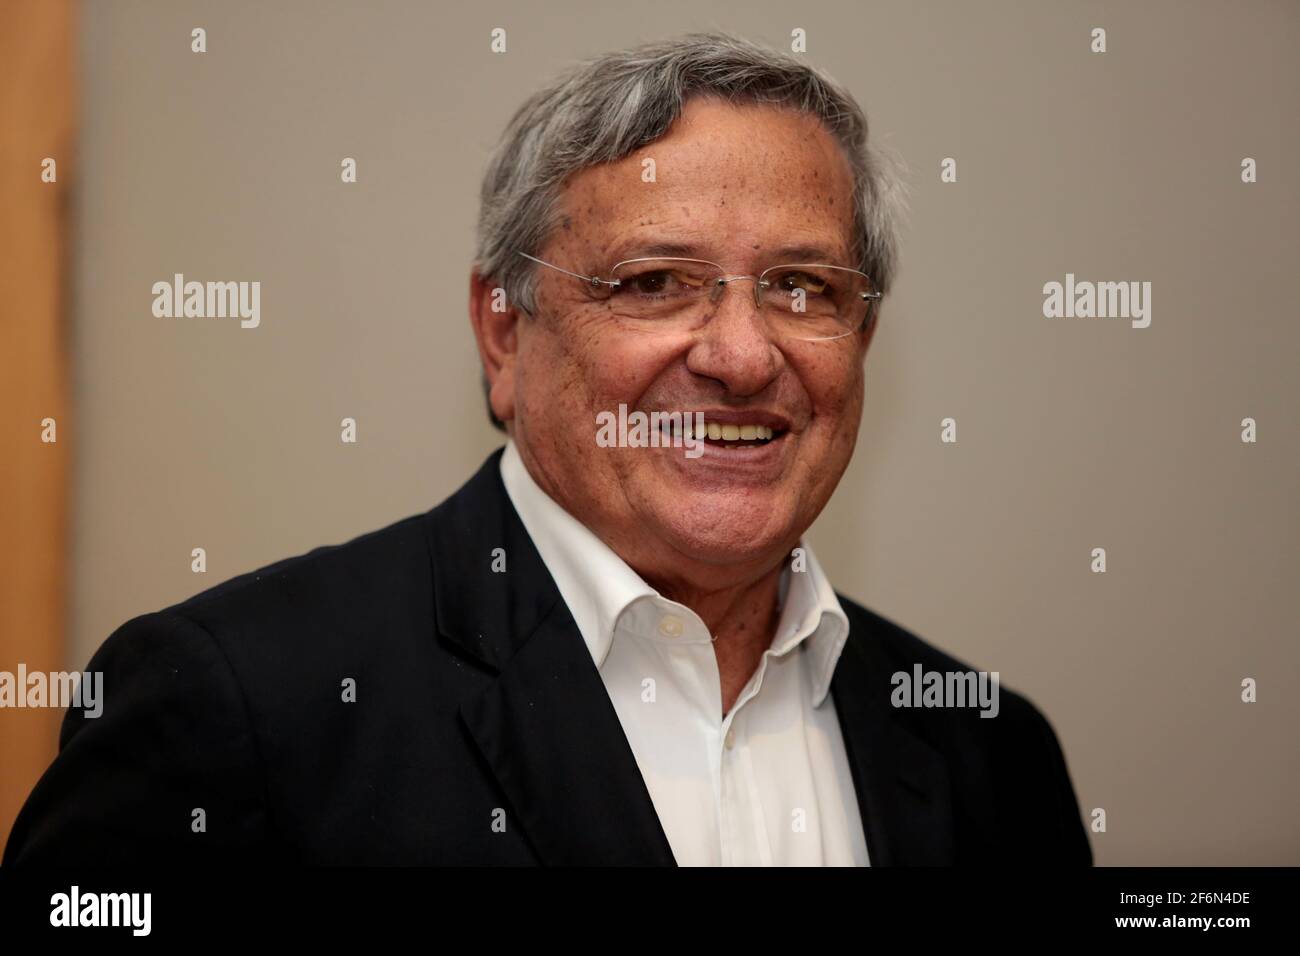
left=470, top=97, right=880, bottom=713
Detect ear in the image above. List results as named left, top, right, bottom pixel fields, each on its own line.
left=468, top=268, right=521, bottom=426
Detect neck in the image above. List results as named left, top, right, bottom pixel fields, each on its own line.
left=641, top=561, right=786, bottom=716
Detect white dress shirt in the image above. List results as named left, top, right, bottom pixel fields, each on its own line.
left=499, top=441, right=870, bottom=866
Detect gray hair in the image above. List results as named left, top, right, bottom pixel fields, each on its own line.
left=474, top=31, right=909, bottom=429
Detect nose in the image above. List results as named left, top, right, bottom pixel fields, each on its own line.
left=685, top=276, right=784, bottom=397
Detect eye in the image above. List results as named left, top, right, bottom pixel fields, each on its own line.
left=771, top=270, right=833, bottom=296
left=616, top=266, right=709, bottom=298
left=626, top=270, right=675, bottom=295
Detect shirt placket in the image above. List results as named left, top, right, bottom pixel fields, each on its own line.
left=718, top=653, right=777, bottom=866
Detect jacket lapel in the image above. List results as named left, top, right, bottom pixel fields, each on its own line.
left=427, top=449, right=677, bottom=865
left=830, top=606, right=955, bottom=865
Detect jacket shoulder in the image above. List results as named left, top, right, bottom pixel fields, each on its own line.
left=171, top=510, right=432, bottom=627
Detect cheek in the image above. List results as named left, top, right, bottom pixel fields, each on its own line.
left=560, top=321, right=680, bottom=406
left=802, top=347, right=865, bottom=427
left=592, top=338, right=681, bottom=406
left=517, top=316, right=677, bottom=431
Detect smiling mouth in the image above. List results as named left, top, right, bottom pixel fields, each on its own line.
left=657, top=416, right=787, bottom=449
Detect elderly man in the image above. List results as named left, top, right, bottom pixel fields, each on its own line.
left=5, top=33, right=1090, bottom=867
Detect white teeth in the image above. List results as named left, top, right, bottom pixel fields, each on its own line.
left=703, top=422, right=777, bottom=441
left=655, top=416, right=779, bottom=443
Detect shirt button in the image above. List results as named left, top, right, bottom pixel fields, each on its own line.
left=724, top=728, right=736, bottom=750
left=658, top=614, right=684, bottom=638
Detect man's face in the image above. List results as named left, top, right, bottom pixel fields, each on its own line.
left=482, top=96, right=876, bottom=589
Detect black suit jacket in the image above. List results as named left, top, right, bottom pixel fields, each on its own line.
left=5, top=449, right=1091, bottom=865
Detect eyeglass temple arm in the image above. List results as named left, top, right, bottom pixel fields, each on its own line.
left=859, top=289, right=883, bottom=331
left=517, top=251, right=620, bottom=289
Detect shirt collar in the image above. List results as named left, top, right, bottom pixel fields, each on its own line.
left=498, top=440, right=850, bottom=706
left=770, top=544, right=850, bottom=706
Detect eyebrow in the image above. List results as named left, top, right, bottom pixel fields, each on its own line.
left=607, top=239, right=852, bottom=268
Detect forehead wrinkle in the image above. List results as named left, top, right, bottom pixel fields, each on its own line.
left=558, top=173, right=854, bottom=268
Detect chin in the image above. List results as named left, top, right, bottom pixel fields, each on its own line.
left=649, top=495, right=799, bottom=567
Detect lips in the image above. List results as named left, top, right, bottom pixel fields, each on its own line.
left=654, top=409, right=792, bottom=448
left=634, top=408, right=792, bottom=482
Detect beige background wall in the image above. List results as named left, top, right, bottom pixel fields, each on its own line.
left=68, top=0, right=1298, bottom=864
